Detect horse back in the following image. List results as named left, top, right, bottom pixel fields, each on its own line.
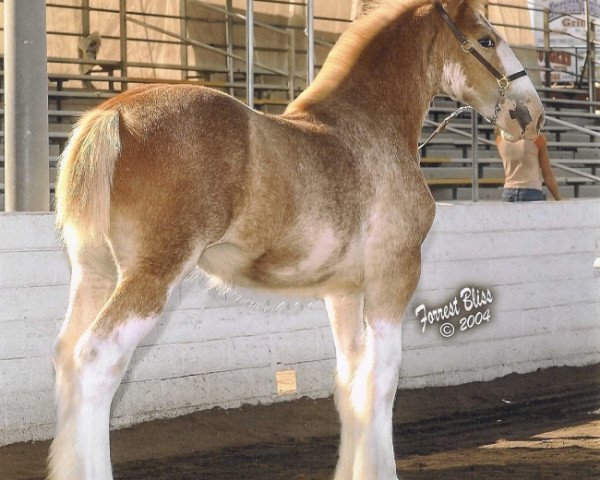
left=66, top=83, right=430, bottom=293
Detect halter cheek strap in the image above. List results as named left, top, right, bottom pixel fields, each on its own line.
left=418, top=2, right=530, bottom=150
left=435, top=2, right=528, bottom=90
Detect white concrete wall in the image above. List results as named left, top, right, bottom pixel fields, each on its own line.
left=0, top=200, right=599, bottom=446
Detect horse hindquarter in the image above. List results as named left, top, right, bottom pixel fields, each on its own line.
left=51, top=86, right=253, bottom=480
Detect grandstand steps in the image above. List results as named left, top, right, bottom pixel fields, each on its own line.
left=481, top=166, right=505, bottom=178
left=559, top=131, right=595, bottom=143
left=574, top=147, right=600, bottom=159
left=558, top=185, right=575, bottom=198
left=579, top=185, right=600, bottom=197
left=0, top=74, right=598, bottom=208
left=420, top=95, right=599, bottom=199
left=421, top=167, right=473, bottom=179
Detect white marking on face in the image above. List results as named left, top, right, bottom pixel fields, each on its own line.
left=477, top=14, right=526, bottom=86
left=494, top=38, right=543, bottom=137
left=495, top=41, right=531, bottom=96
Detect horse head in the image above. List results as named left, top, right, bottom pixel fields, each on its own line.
left=436, top=0, right=545, bottom=141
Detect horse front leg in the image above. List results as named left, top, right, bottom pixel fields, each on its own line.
left=348, top=247, right=422, bottom=480
left=350, top=318, right=403, bottom=480
left=325, top=293, right=366, bottom=480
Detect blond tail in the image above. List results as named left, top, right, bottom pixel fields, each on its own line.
left=55, top=108, right=121, bottom=242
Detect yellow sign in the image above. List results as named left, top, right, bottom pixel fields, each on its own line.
left=275, top=370, right=297, bottom=396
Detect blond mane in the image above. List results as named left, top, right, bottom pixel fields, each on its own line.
left=285, top=0, right=487, bottom=114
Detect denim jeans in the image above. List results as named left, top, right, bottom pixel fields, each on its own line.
left=502, top=188, right=546, bottom=202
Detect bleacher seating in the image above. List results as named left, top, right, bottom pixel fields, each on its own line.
left=419, top=94, right=600, bottom=200
left=1, top=21, right=599, bottom=210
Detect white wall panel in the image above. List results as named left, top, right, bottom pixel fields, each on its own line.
left=0, top=200, right=598, bottom=446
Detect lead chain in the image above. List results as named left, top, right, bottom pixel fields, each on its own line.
left=490, top=84, right=507, bottom=125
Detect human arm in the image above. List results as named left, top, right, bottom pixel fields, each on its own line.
left=535, top=136, right=561, bottom=201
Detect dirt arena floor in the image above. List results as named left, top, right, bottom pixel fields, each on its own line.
left=2, top=364, right=599, bottom=480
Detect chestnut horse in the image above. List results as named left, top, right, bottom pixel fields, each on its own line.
left=51, top=0, right=544, bottom=479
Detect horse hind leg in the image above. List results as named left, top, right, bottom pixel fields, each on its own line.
left=50, top=268, right=177, bottom=480
left=50, top=233, right=200, bottom=480
left=50, top=228, right=118, bottom=480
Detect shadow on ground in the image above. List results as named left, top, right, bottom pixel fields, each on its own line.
left=2, top=364, right=599, bottom=480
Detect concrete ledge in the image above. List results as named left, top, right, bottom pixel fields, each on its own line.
left=1, top=199, right=599, bottom=445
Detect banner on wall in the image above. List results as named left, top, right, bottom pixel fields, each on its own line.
left=531, top=0, right=600, bottom=83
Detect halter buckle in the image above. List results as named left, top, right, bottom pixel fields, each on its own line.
left=461, top=41, right=473, bottom=54
left=497, top=76, right=510, bottom=89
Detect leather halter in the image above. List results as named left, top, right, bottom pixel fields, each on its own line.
left=435, top=2, right=528, bottom=90
left=419, top=3, right=530, bottom=152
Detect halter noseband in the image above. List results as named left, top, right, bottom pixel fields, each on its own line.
left=435, top=2, right=528, bottom=124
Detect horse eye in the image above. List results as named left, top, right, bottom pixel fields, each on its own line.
left=478, top=37, right=495, bottom=48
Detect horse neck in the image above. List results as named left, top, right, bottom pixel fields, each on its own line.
left=285, top=5, right=444, bottom=155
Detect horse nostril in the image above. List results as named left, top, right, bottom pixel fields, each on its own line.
left=536, top=112, right=546, bottom=132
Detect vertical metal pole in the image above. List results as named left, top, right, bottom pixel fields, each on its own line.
left=180, top=0, right=188, bottom=80
left=306, top=0, right=315, bottom=84
left=4, top=0, right=50, bottom=211
left=591, top=21, right=596, bottom=107
left=120, top=0, right=128, bottom=80
left=471, top=112, right=479, bottom=202
left=543, top=9, right=551, bottom=88
left=585, top=0, right=593, bottom=112
left=226, top=0, right=236, bottom=96
left=82, top=0, right=90, bottom=36
left=288, top=29, right=296, bottom=101
left=588, top=21, right=596, bottom=113
left=246, top=0, right=254, bottom=108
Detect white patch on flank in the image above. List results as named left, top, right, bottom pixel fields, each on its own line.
left=298, top=227, right=339, bottom=271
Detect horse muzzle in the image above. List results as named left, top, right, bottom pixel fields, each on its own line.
left=496, top=96, right=545, bottom=141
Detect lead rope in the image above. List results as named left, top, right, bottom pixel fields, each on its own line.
left=417, top=105, right=473, bottom=156
left=418, top=2, right=529, bottom=162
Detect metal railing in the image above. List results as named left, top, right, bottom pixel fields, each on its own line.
left=461, top=1, right=600, bottom=200
left=489, top=1, right=598, bottom=96
left=421, top=100, right=600, bottom=200
left=39, top=0, right=325, bottom=107
left=1, top=0, right=599, bottom=207
left=40, top=1, right=598, bottom=103
left=43, top=0, right=600, bottom=202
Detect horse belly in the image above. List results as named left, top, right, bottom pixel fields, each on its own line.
left=197, top=242, right=256, bottom=287
left=198, top=227, right=361, bottom=293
